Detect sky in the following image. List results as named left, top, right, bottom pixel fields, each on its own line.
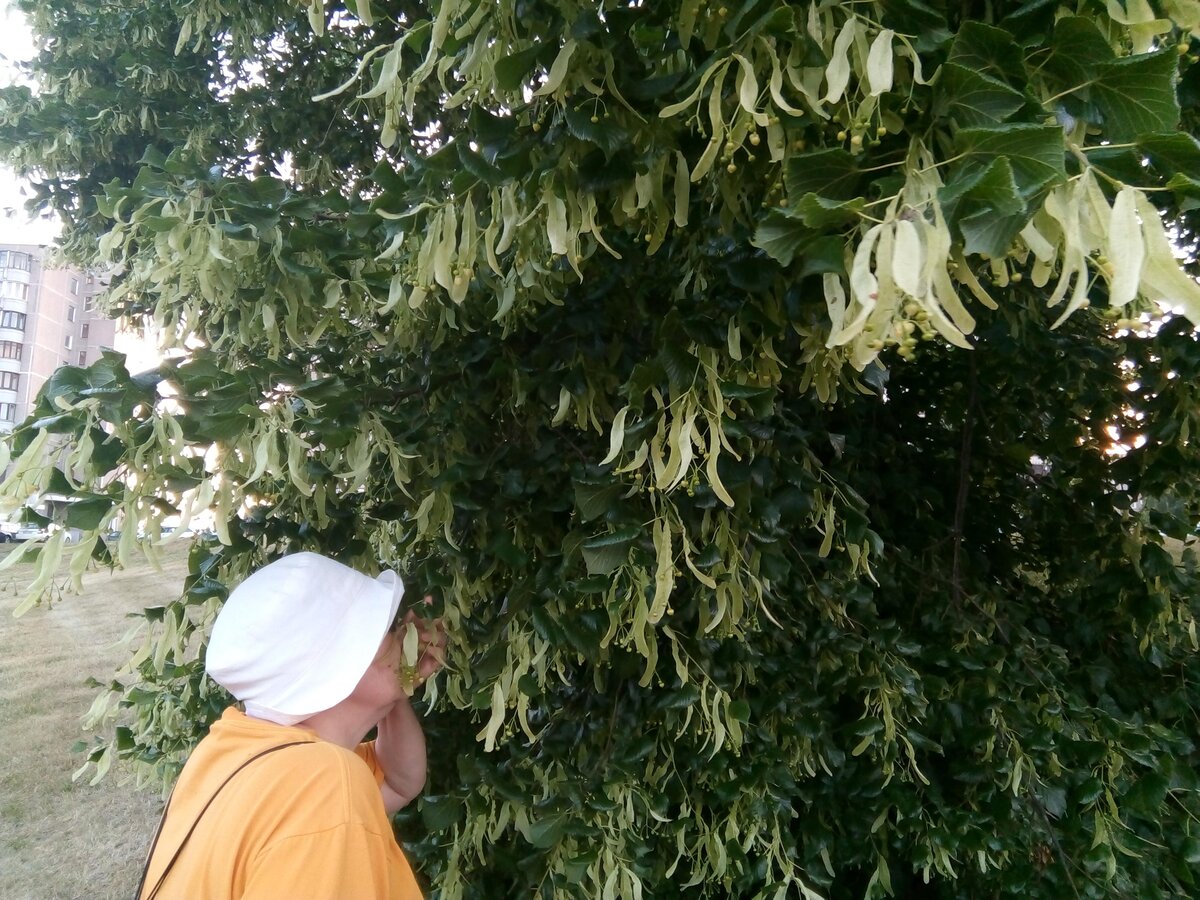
left=0, top=3, right=58, bottom=245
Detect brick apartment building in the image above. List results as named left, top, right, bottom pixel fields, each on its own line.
left=0, top=242, right=116, bottom=434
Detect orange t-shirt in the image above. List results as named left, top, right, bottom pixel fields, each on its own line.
left=139, top=707, right=422, bottom=899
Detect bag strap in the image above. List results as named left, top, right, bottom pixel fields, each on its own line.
left=136, top=741, right=310, bottom=900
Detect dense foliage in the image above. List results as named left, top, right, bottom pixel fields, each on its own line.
left=3, top=1, right=1200, bottom=897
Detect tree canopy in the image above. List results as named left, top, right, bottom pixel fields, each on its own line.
left=2, top=1, right=1200, bottom=897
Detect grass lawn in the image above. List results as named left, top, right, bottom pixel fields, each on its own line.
left=0, top=540, right=190, bottom=900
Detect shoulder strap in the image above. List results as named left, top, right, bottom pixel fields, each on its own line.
left=136, top=741, right=310, bottom=900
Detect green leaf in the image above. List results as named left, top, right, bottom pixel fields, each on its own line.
left=792, top=194, right=866, bottom=228
left=1138, top=132, right=1200, bottom=178
left=999, top=0, right=1059, bottom=45
left=948, top=124, right=1066, bottom=205
left=139, top=215, right=180, bottom=233
left=723, top=0, right=791, bottom=41
left=39, top=365, right=90, bottom=405
left=580, top=526, right=640, bottom=575
left=20, top=507, right=51, bottom=527
left=44, top=468, right=75, bottom=497
left=186, top=576, right=228, bottom=602
left=946, top=21, right=1027, bottom=85
left=719, top=381, right=775, bottom=400
left=881, top=0, right=951, bottom=49
left=851, top=717, right=885, bottom=738
left=1165, top=173, right=1200, bottom=211
left=751, top=211, right=810, bottom=266
left=1124, top=772, right=1169, bottom=816
left=488, top=531, right=527, bottom=568
left=799, top=235, right=847, bottom=277
left=948, top=157, right=1030, bottom=257
left=495, top=43, right=551, bottom=92
left=659, top=684, right=702, bottom=709
left=1039, top=784, right=1067, bottom=818
left=692, top=543, right=722, bottom=569
left=466, top=107, right=521, bottom=159
left=65, top=496, right=116, bottom=530
left=114, top=726, right=135, bottom=751
left=936, top=64, right=1026, bottom=127
left=1086, top=145, right=1149, bottom=186
left=573, top=481, right=620, bottom=522
left=1041, top=17, right=1114, bottom=90
left=1077, top=777, right=1105, bottom=805
left=563, top=105, right=629, bottom=156
left=525, top=815, right=566, bottom=849
left=576, top=148, right=636, bottom=192
left=784, top=149, right=862, bottom=202
left=1092, top=51, right=1181, bottom=142
left=1184, top=836, right=1200, bottom=865
left=214, top=220, right=254, bottom=241
left=659, top=340, right=699, bottom=387
left=29, top=412, right=81, bottom=434
left=292, top=376, right=349, bottom=403
left=456, top=141, right=505, bottom=187
left=420, top=795, right=464, bottom=831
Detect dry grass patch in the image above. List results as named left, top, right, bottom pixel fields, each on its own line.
left=0, top=542, right=190, bottom=900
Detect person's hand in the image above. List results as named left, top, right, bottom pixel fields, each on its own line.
left=394, top=598, right=446, bottom=693
left=411, top=601, right=447, bottom=681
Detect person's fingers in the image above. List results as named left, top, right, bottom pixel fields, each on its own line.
left=413, top=616, right=446, bottom=643
left=417, top=624, right=447, bottom=677
left=399, top=599, right=447, bottom=680
left=419, top=637, right=446, bottom=667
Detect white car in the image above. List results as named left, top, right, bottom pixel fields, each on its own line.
left=12, top=523, right=49, bottom=541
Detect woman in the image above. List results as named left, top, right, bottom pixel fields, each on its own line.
left=138, top=552, right=446, bottom=899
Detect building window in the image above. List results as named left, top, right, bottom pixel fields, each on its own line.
left=1, top=281, right=29, bottom=300
left=0, top=372, right=18, bottom=391
left=0, top=341, right=22, bottom=360
left=84, top=294, right=95, bottom=311
left=70, top=277, right=80, bottom=295
left=0, top=251, right=31, bottom=271
left=67, top=305, right=76, bottom=322
left=64, top=334, right=74, bottom=350
left=78, top=351, right=87, bottom=366
left=81, top=323, right=90, bottom=339
left=0, top=403, right=15, bottom=422
left=0, top=311, right=26, bottom=330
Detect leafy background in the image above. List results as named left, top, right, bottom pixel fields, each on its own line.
left=2, top=1, right=1200, bottom=897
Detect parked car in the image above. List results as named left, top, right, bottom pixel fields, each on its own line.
left=0, top=523, right=17, bottom=543
left=13, top=524, right=49, bottom=542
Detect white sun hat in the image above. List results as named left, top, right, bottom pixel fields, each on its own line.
left=205, top=552, right=405, bottom=725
